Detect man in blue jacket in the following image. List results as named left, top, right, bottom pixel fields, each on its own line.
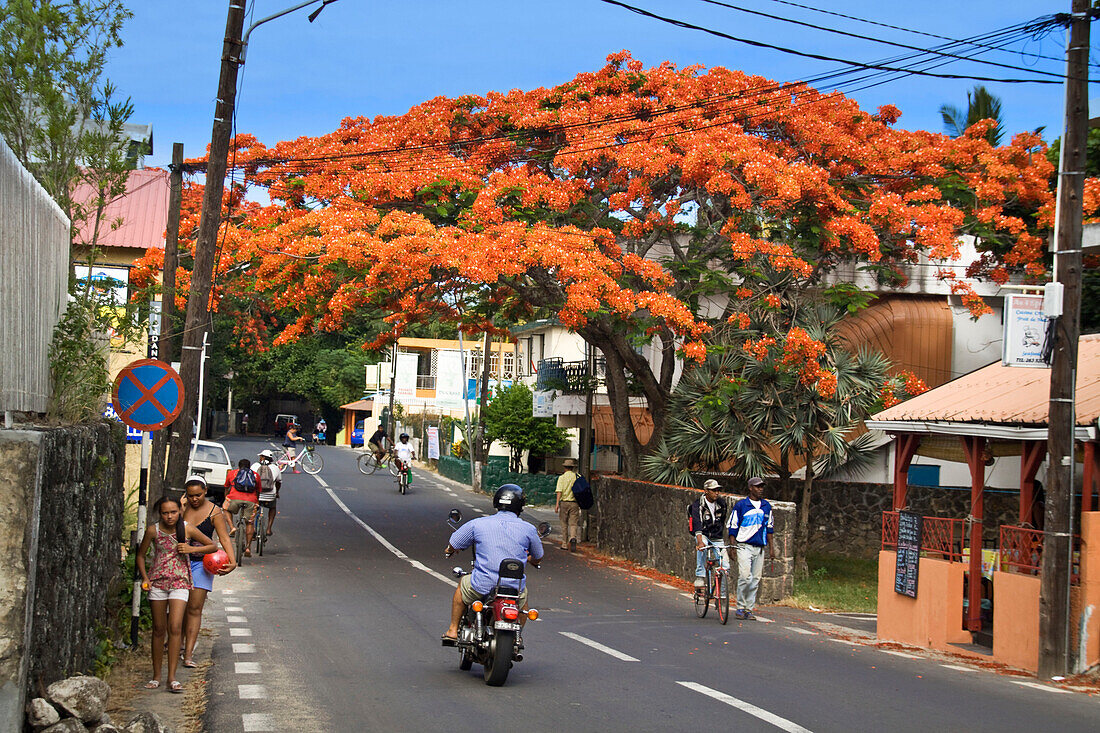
left=729, top=477, right=773, bottom=620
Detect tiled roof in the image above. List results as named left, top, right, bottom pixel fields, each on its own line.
left=71, top=168, right=169, bottom=249
left=871, top=334, right=1100, bottom=427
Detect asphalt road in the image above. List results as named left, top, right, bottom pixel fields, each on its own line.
left=201, top=437, right=1099, bottom=732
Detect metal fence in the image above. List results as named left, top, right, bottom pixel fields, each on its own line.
left=881, top=510, right=965, bottom=562
left=0, top=137, right=70, bottom=413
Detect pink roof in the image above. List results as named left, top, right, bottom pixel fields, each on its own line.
left=71, top=168, right=169, bottom=249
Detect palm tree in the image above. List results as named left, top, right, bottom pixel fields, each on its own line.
left=940, top=85, right=1004, bottom=146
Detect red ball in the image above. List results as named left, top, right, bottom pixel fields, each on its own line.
left=203, top=549, right=228, bottom=574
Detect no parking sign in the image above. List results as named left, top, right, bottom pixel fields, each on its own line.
left=111, top=359, right=184, bottom=431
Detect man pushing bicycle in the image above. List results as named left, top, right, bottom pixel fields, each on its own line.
left=687, top=479, right=730, bottom=588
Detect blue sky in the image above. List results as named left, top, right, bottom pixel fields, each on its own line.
left=107, top=1, right=1082, bottom=169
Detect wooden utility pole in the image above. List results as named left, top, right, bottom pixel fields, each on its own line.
left=166, top=2, right=247, bottom=492
left=1039, top=0, right=1089, bottom=679
left=150, top=142, right=184, bottom=503
left=474, top=332, right=493, bottom=492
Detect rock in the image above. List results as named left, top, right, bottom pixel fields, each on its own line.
left=41, top=720, right=89, bottom=733
left=123, top=711, right=172, bottom=733
left=47, top=675, right=110, bottom=723
left=91, top=724, right=122, bottom=733
left=96, top=712, right=112, bottom=725
left=28, top=697, right=61, bottom=728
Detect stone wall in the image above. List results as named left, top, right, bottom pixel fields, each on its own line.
left=0, top=423, right=124, bottom=732
left=593, top=477, right=795, bottom=603
left=699, top=474, right=1020, bottom=558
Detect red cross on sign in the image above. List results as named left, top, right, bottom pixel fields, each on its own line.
left=111, top=359, right=184, bottom=431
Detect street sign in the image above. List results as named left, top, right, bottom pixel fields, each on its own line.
left=111, top=359, right=184, bottom=431
left=1002, top=295, right=1049, bottom=368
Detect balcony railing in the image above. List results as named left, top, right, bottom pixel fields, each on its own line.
left=999, top=524, right=1080, bottom=584
left=535, top=357, right=604, bottom=393
left=416, top=374, right=436, bottom=390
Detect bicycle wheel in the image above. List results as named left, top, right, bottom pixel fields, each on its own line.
left=256, top=507, right=267, bottom=557
left=234, top=516, right=247, bottom=567
left=300, top=450, right=323, bottom=475
left=357, top=453, right=378, bottom=475
left=387, top=457, right=400, bottom=477
left=694, top=567, right=710, bottom=618
left=716, top=570, right=730, bottom=624
left=399, top=470, right=407, bottom=495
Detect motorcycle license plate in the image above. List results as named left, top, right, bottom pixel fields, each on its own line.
left=494, top=621, right=521, bottom=631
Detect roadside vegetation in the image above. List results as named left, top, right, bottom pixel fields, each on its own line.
left=783, top=552, right=878, bottom=614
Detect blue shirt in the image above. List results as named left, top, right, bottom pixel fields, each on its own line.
left=729, top=497, right=773, bottom=546
left=449, top=511, right=545, bottom=595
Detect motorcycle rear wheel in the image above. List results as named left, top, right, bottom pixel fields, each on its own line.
left=458, top=647, right=474, bottom=671
left=483, top=630, right=515, bottom=686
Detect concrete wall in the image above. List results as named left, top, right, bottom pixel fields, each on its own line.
left=0, top=424, right=124, bottom=732
left=593, top=477, right=794, bottom=603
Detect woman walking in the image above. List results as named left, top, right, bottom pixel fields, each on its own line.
left=135, top=496, right=215, bottom=693
left=181, top=475, right=236, bottom=667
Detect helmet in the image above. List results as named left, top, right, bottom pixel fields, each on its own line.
left=258, top=449, right=274, bottom=460
left=399, top=432, right=409, bottom=440
left=493, top=484, right=526, bottom=515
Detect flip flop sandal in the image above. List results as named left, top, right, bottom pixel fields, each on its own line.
left=143, top=680, right=160, bottom=689
left=168, top=681, right=184, bottom=693
left=182, top=659, right=198, bottom=668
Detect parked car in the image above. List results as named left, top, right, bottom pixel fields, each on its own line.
left=274, top=413, right=299, bottom=436
left=351, top=420, right=365, bottom=447
left=189, top=439, right=231, bottom=502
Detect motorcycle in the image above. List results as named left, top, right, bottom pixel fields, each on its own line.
left=442, top=508, right=551, bottom=686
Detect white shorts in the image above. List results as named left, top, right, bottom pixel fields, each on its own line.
left=149, top=587, right=189, bottom=602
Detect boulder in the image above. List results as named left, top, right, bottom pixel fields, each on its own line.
left=47, top=675, right=110, bottom=723
left=41, top=720, right=89, bottom=733
left=91, top=724, right=122, bottom=733
left=28, top=697, right=61, bottom=728
left=123, top=712, right=172, bottom=733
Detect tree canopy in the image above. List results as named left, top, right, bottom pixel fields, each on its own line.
left=134, top=52, right=1059, bottom=476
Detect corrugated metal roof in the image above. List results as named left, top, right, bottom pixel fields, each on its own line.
left=872, top=334, right=1100, bottom=426
left=71, top=168, right=169, bottom=249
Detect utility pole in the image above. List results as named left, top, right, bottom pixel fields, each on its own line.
left=150, top=142, right=183, bottom=503
left=474, top=332, right=492, bottom=492
left=166, top=2, right=247, bottom=492
left=1039, top=0, right=1089, bottom=679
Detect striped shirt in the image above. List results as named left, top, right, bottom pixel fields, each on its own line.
left=449, top=511, right=545, bottom=595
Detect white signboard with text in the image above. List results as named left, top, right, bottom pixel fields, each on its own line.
left=435, top=349, right=466, bottom=409
left=426, top=426, right=440, bottom=460
left=533, top=389, right=557, bottom=417
left=394, top=353, right=420, bottom=398
left=1002, top=295, right=1049, bottom=368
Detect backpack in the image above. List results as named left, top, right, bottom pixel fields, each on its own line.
left=233, top=468, right=257, bottom=493
left=572, top=474, right=594, bottom=510
left=257, top=463, right=275, bottom=492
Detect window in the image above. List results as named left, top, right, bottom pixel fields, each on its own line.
left=503, top=349, right=515, bottom=379
left=517, top=339, right=529, bottom=376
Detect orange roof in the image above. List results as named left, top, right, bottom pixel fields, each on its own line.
left=340, top=399, right=376, bottom=411
left=71, top=168, right=169, bottom=249
left=870, top=334, right=1100, bottom=428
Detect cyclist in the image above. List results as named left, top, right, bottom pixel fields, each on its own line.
left=283, top=423, right=305, bottom=473
left=687, top=479, right=730, bottom=589
left=394, top=432, right=416, bottom=483
left=223, top=458, right=261, bottom=557
left=367, top=423, right=387, bottom=462
left=312, top=417, right=327, bottom=444
left=442, top=484, right=543, bottom=645
left=250, top=450, right=282, bottom=538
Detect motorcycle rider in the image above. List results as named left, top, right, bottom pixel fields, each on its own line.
left=442, top=484, right=544, bottom=645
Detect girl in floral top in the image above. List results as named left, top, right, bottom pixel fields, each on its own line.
left=136, top=496, right=215, bottom=693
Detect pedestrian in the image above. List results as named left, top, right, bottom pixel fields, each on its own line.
left=135, top=496, right=215, bottom=693
left=181, top=475, right=236, bottom=668
left=728, top=477, right=773, bottom=621
left=240, top=413, right=248, bottom=435
left=688, top=479, right=730, bottom=588
left=555, top=458, right=581, bottom=551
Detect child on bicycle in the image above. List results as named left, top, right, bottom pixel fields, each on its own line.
left=687, top=479, right=730, bottom=588
left=136, top=496, right=215, bottom=693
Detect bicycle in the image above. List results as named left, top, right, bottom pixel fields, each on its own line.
left=694, top=543, right=731, bottom=624
left=395, top=456, right=411, bottom=494
left=357, top=447, right=400, bottom=477
left=232, top=508, right=250, bottom=567
left=253, top=503, right=268, bottom=557
left=276, top=444, right=323, bottom=475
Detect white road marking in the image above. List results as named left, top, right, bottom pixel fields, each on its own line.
left=232, top=643, right=255, bottom=654
left=324, top=487, right=458, bottom=587
left=1012, top=680, right=1072, bottom=694
left=879, top=650, right=920, bottom=659
left=559, top=632, right=639, bottom=662
left=676, top=681, right=813, bottom=733
left=238, top=684, right=267, bottom=699
left=752, top=615, right=774, bottom=624
left=235, top=662, right=261, bottom=674
left=680, top=593, right=694, bottom=599
left=940, top=664, right=974, bottom=671
left=652, top=582, right=675, bottom=590
left=830, top=639, right=860, bottom=646
left=314, top=476, right=328, bottom=488
left=225, top=606, right=244, bottom=613
left=222, top=589, right=235, bottom=594
left=227, top=615, right=248, bottom=623
left=229, top=628, right=252, bottom=637
left=786, top=627, right=815, bottom=635
left=242, top=713, right=276, bottom=731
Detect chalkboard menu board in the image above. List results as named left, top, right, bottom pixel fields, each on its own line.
left=894, top=511, right=922, bottom=598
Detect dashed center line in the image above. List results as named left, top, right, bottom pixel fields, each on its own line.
left=241, top=713, right=276, bottom=732
left=229, top=628, right=252, bottom=637
left=227, top=615, right=248, bottom=623
left=560, top=632, right=639, bottom=662
left=232, top=643, right=255, bottom=654
left=238, top=685, right=267, bottom=699
left=225, top=606, right=244, bottom=613
left=676, top=681, right=813, bottom=732
left=235, top=662, right=261, bottom=674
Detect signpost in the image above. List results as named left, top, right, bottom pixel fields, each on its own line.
left=894, top=511, right=922, bottom=599
left=112, top=357, right=184, bottom=645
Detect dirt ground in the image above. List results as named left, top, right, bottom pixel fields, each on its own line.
left=105, top=626, right=216, bottom=732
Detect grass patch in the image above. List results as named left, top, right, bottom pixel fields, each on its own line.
left=782, top=552, right=878, bottom=613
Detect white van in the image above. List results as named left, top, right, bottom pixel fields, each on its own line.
left=189, top=439, right=232, bottom=498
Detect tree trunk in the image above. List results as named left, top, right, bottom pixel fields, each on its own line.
left=795, top=451, right=814, bottom=578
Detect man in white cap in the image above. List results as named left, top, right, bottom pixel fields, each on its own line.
left=555, top=458, right=581, bottom=551
left=688, top=479, right=730, bottom=588
left=729, top=477, right=773, bottom=620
